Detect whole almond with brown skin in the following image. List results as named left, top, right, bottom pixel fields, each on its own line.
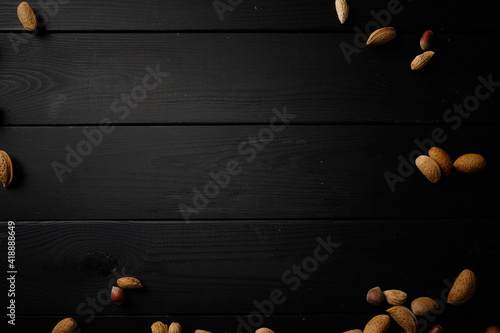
left=256, top=328, right=275, bottom=333
left=367, top=27, right=396, bottom=46
left=453, top=153, right=486, bottom=174
left=364, top=314, right=390, bottom=333
left=428, top=147, right=453, bottom=176
left=487, top=326, right=500, bottom=333
left=52, top=318, right=78, bottom=333
left=151, top=321, right=169, bottom=333
left=420, top=30, right=434, bottom=50
left=169, top=322, right=182, bottom=333
left=117, top=276, right=143, bottom=289
left=387, top=306, right=418, bottom=333
left=0, top=151, right=14, bottom=188
left=429, top=324, right=444, bottom=333
left=416, top=155, right=441, bottom=183
left=411, top=297, right=439, bottom=316
left=411, top=51, right=435, bottom=70
left=367, top=286, right=385, bottom=305
left=343, top=330, right=363, bottom=333
left=17, top=2, right=37, bottom=31
left=383, top=289, right=407, bottom=305
left=447, top=268, right=477, bottom=305
left=335, top=0, right=349, bottom=24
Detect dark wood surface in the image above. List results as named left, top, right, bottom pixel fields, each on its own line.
left=1, top=0, right=499, bottom=332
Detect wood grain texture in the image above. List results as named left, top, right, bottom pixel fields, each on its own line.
left=0, top=0, right=497, bottom=32
left=1, top=33, right=499, bottom=125
left=3, top=313, right=500, bottom=333
left=1, top=220, right=498, bottom=319
left=0, top=125, right=497, bottom=220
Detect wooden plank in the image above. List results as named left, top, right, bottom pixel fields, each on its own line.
left=0, top=125, right=497, bottom=220
left=1, top=220, right=499, bottom=319
left=0, top=0, right=497, bottom=32
left=1, top=33, right=499, bottom=125
left=3, top=313, right=500, bottom=333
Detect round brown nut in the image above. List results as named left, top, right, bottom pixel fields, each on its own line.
left=429, top=324, right=444, bottom=333
left=366, top=286, right=385, bottom=305
left=411, top=297, right=439, bottom=316
left=486, top=326, right=500, bottom=333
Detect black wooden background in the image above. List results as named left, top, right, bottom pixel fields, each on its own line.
left=1, top=0, right=499, bottom=332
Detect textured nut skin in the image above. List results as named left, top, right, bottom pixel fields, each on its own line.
left=194, top=331, right=212, bottom=333
left=367, top=286, right=385, bottom=305
left=111, top=286, right=125, bottom=305
left=428, top=147, right=453, bottom=176
left=0, top=151, right=14, bottom=188
left=383, top=289, right=407, bottom=305
left=366, top=27, right=396, bottom=46
left=411, top=297, right=439, bottom=316
left=364, top=314, right=390, bottom=333
left=343, top=330, right=363, bottom=333
left=151, top=321, right=169, bottom=333
left=447, top=269, right=477, bottom=305
left=411, top=51, right=435, bottom=70
left=52, top=318, right=78, bottom=333
left=453, top=153, right=486, bottom=174
left=17, top=2, right=37, bottom=31
left=256, top=329, right=275, bottom=333
left=169, top=322, right=182, bottom=333
left=487, top=326, right=500, bottom=333
left=386, top=306, right=418, bottom=333
left=429, top=324, right=444, bottom=333
left=420, top=30, right=434, bottom=50
left=117, top=277, right=143, bottom=289
left=416, top=155, right=441, bottom=183
left=335, top=0, right=349, bottom=24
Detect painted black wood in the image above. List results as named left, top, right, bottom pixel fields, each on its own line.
left=1, top=220, right=499, bottom=319
left=1, top=33, right=499, bottom=125
left=0, top=0, right=497, bottom=32
left=0, top=125, right=497, bottom=220
left=3, top=313, right=500, bottom=333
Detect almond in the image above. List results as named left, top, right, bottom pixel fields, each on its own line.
left=428, top=147, right=453, bottom=176
left=151, top=321, right=169, bottom=333
left=117, top=276, right=143, bottom=289
left=367, top=286, right=385, bottom=305
left=366, top=27, right=396, bottom=46
left=0, top=150, right=14, bottom=188
left=256, top=329, right=275, bottom=333
left=411, top=51, right=435, bottom=70
left=52, top=318, right=78, bottom=333
left=386, top=306, right=418, bottom=333
left=335, top=0, right=349, bottom=24
left=447, top=268, right=477, bottom=305
left=364, top=314, right=390, bottom=333
left=411, top=297, right=439, bottom=316
left=17, top=2, right=37, bottom=31
left=343, top=330, right=363, bottom=333
left=453, top=153, right=486, bottom=174
left=383, top=289, right=407, bottom=305
left=169, top=322, right=182, bottom=333
left=194, top=331, right=212, bottom=333
left=415, top=155, right=441, bottom=183
left=420, top=30, right=434, bottom=50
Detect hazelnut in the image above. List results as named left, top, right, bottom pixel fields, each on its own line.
left=111, top=286, right=125, bottom=305
left=429, top=324, right=444, bottom=333
left=487, top=327, right=500, bottom=333
left=366, top=286, right=385, bottom=305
